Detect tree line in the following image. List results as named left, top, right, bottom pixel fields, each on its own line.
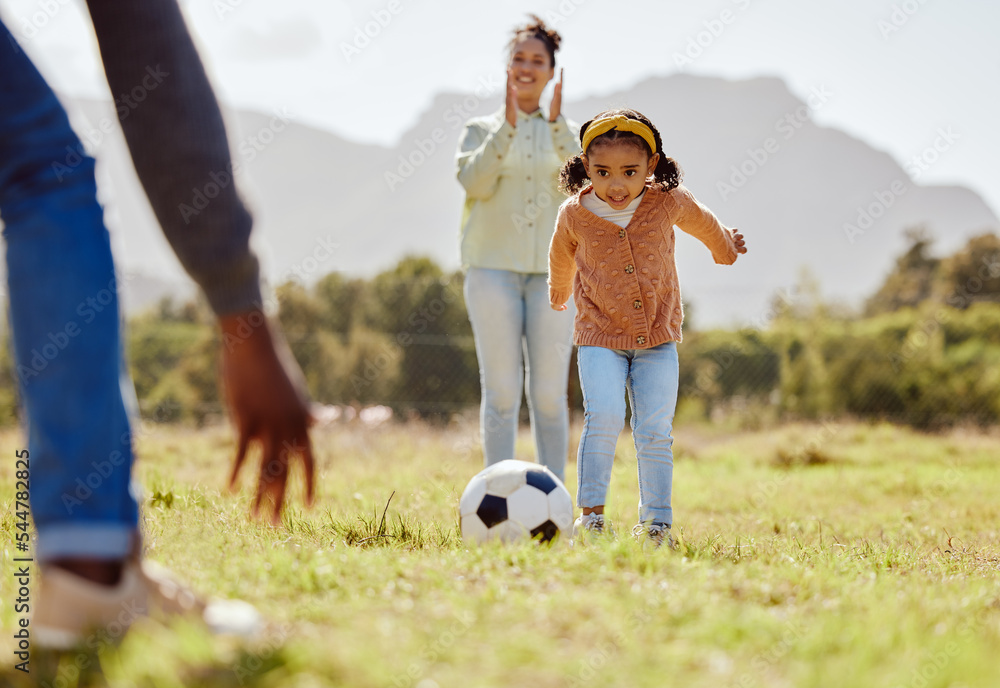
left=0, top=230, right=997, bottom=429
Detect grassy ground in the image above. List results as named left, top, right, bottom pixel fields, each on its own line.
left=1, top=417, right=999, bottom=687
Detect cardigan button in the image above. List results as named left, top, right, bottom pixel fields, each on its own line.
left=625, top=265, right=634, bottom=274
left=637, top=336, right=646, bottom=345
left=633, top=300, right=642, bottom=309
left=618, top=229, right=626, bottom=238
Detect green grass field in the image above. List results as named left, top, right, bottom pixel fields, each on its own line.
left=2, top=417, right=999, bottom=687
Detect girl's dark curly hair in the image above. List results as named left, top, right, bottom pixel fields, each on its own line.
left=507, top=14, right=561, bottom=68
left=559, top=108, right=683, bottom=195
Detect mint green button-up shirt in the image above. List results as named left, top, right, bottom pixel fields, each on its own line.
left=457, top=106, right=580, bottom=274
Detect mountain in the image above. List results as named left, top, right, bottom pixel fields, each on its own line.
left=62, top=74, right=997, bottom=327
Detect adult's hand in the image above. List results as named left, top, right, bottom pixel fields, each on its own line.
left=549, top=68, right=564, bottom=122
left=505, top=68, right=519, bottom=128
left=220, top=310, right=315, bottom=524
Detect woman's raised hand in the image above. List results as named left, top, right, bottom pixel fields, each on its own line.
left=549, top=68, right=563, bottom=122
left=506, top=68, right=518, bottom=128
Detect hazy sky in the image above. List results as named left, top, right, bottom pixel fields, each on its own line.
left=3, top=0, right=999, bottom=214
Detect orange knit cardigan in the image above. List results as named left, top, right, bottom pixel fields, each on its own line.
left=548, top=184, right=738, bottom=349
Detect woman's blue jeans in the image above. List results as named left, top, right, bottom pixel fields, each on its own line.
left=576, top=342, right=679, bottom=526
left=1, top=20, right=139, bottom=562
left=464, top=267, right=575, bottom=482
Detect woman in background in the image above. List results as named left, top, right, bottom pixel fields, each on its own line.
left=456, top=15, right=579, bottom=482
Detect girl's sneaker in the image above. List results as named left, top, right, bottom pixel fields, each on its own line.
left=573, top=513, right=611, bottom=539
left=632, top=522, right=675, bottom=549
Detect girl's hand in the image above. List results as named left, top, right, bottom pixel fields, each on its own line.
left=551, top=302, right=568, bottom=311
left=505, top=68, right=518, bottom=128
left=732, top=230, right=747, bottom=254
left=548, top=68, right=563, bottom=122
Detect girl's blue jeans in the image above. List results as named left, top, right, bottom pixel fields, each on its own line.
left=576, top=342, right=678, bottom=526
left=1, top=20, right=139, bottom=562
left=464, top=267, right=575, bottom=482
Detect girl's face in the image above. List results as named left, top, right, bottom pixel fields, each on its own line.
left=583, top=141, right=660, bottom=210
left=508, top=37, right=554, bottom=103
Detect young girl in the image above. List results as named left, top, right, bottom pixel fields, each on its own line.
left=548, top=108, right=747, bottom=546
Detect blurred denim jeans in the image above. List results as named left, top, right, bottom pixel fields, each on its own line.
left=576, top=342, right=678, bottom=526
left=1, top=19, right=138, bottom=562
left=464, top=267, right=575, bottom=482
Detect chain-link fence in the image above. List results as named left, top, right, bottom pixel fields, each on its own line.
left=283, top=298, right=1000, bottom=431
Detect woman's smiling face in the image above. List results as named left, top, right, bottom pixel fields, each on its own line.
left=508, top=37, right=554, bottom=103
left=583, top=140, right=660, bottom=210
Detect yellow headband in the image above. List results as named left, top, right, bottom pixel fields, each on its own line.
left=581, top=115, right=657, bottom=155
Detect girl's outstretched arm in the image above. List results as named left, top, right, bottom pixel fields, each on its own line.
left=673, top=186, right=745, bottom=265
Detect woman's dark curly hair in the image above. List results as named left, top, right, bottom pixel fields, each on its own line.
left=559, top=108, right=683, bottom=195
left=507, top=14, right=561, bottom=68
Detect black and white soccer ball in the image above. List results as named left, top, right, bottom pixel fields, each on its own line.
left=459, top=460, right=573, bottom=544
